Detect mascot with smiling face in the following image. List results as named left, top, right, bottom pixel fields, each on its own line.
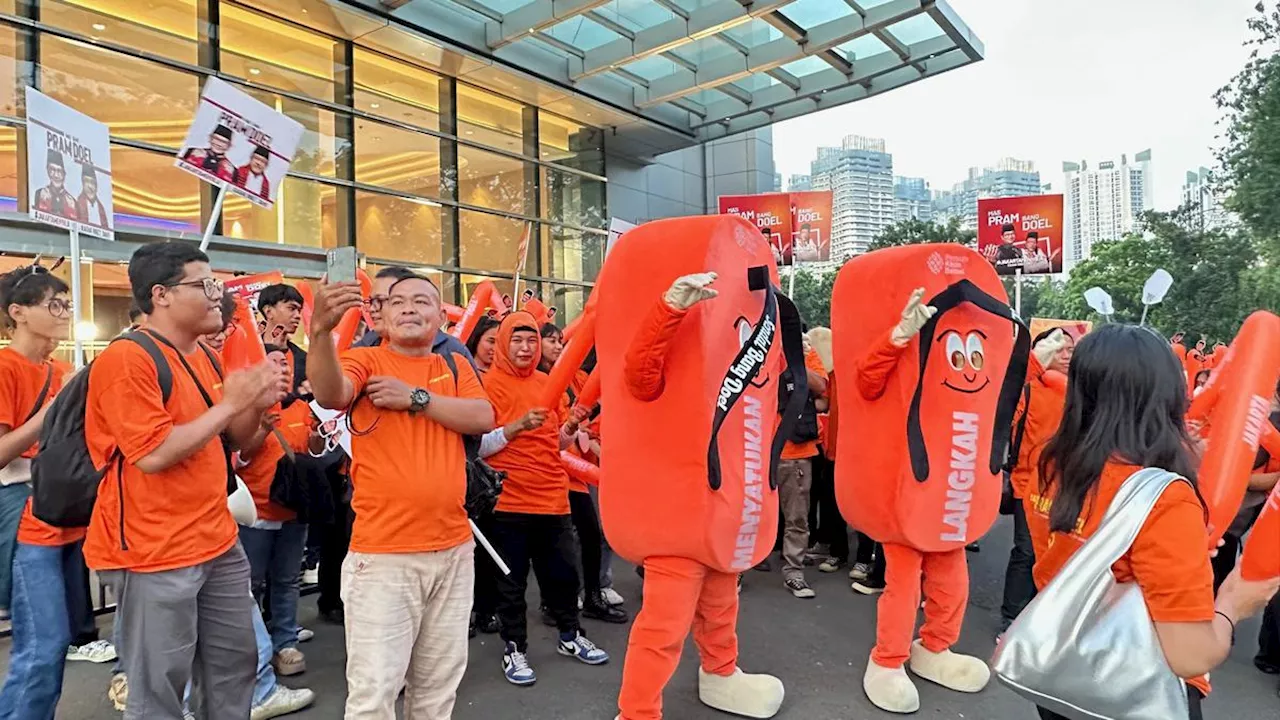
left=832, top=244, right=1029, bottom=714
left=596, top=214, right=809, bottom=720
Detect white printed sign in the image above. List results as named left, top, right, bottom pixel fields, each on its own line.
left=176, top=77, right=304, bottom=209
left=25, top=87, right=114, bottom=240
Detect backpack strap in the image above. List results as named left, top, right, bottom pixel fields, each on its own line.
left=138, top=329, right=237, bottom=493
left=25, top=364, right=54, bottom=423
left=432, top=348, right=481, bottom=459
left=197, top=341, right=224, bottom=380
left=118, top=331, right=174, bottom=404
left=438, top=348, right=458, bottom=383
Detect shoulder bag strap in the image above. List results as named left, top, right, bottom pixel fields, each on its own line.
left=1049, top=468, right=1185, bottom=588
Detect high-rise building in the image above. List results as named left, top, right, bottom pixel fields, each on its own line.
left=788, top=174, right=813, bottom=191
left=894, top=176, right=933, bottom=222
left=931, top=158, right=1041, bottom=230
left=1063, top=150, right=1154, bottom=268
left=808, top=135, right=895, bottom=258
left=1181, top=167, right=1233, bottom=231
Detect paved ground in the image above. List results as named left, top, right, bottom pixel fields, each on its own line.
left=12, top=516, right=1280, bottom=718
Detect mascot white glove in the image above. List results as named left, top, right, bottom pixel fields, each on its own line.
left=663, top=272, right=718, bottom=311
left=890, top=287, right=937, bottom=347
left=1033, top=328, right=1069, bottom=369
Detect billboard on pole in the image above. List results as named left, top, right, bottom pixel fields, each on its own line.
left=977, top=194, right=1065, bottom=275
left=718, top=190, right=833, bottom=265
left=789, top=190, right=833, bottom=263
left=718, top=192, right=792, bottom=266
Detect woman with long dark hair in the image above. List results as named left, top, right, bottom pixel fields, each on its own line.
left=1028, top=324, right=1279, bottom=720
left=466, top=315, right=500, bottom=374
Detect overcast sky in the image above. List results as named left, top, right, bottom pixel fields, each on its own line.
left=772, top=0, right=1259, bottom=209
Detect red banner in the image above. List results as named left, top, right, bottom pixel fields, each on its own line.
left=977, top=194, right=1065, bottom=276
left=224, top=271, right=285, bottom=310
left=789, top=190, right=833, bottom=264
left=718, top=192, right=793, bottom=266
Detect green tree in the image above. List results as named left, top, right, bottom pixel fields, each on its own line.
left=1216, top=1, right=1280, bottom=257
left=1048, top=209, right=1269, bottom=340
left=788, top=268, right=836, bottom=328
left=867, top=217, right=975, bottom=251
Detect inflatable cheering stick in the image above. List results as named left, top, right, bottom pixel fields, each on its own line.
left=1188, top=310, right=1280, bottom=546
left=832, top=244, right=1029, bottom=714
left=596, top=215, right=809, bottom=720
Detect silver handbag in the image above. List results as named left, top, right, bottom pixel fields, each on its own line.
left=991, top=467, right=1191, bottom=720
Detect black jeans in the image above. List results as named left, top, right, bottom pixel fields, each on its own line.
left=492, top=512, right=582, bottom=651
left=1000, top=501, right=1037, bottom=630
left=854, top=533, right=885, bottom=583
left=808, top=454, right=848, bottom=560
left=472, top=510, right=500, bottom=617
left=1037, top=687, right=1203, bottom=720
left=1257, top=589, right=1280, bottom=669
left=317, top=500, right=353, bottom=614
left=569, top=492, right=604, bottom=596
left=1210, top=533, right=1242, bottom=594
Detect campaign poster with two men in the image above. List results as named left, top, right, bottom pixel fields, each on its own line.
left=176, top=77, right=304, bottom=210
left=977, top=194, right=1066, bottom=275
left=717, top=190, right=834, bottom=266
left=25, top=87, right=114, bottom=240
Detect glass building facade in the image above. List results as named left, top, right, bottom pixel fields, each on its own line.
left=0, top=0, right=608, bottom=338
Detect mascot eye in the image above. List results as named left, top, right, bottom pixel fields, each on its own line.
left=944, top=332, right=965, bottom=371
left=966, top=333, right=985, bottom=370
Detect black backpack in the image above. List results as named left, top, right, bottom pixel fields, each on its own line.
left=31, top=331, right=227, bottom=529
left=435, top=351, right=505, bottom=519
left=778, top=372, right=820, bottom=443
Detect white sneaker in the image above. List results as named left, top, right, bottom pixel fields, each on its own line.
left=601, top=587, right=625, bottom=606
left=251, top=685, right=316, bottom=720
left=66, top=640, right=117, bottom=663
left=301, top=568, right=319, bottom=585
left=296, top=627, right=314, bottom=643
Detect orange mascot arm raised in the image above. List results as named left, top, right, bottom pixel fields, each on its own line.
left=855, top=329, right=910, bottom=401
left=624, top=299, right=689, bottom=402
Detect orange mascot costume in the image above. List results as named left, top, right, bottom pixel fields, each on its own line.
left=595, top=215, right=807, bottom=720
left=832, top=244, right=1029, bottom=714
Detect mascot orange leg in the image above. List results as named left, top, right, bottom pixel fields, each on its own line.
left=618, top=558, right=740, bottom=719
left=872, top=545, right=970, bottom=666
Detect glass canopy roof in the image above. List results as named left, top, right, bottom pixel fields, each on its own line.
left=350, top=0, right=982, bottom=156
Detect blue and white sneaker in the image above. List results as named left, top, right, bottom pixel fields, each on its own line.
left=557, top=631, right=609, bottom=665
left=503, top=642, right=536, bottom=686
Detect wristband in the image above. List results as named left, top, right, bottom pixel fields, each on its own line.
left=1214, top=610, right=1236, bottom=646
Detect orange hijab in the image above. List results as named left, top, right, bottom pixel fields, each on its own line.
left=484, top=311, right=570, bottom=513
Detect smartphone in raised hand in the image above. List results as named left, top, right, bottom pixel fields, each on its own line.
left=326, top=246, right=358, bottom=284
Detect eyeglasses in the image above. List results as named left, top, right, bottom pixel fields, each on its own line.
left=43, top=298, right=73, bottom=318
left=166, top=277, right=225, bottom=301
left=365, top=295, right=389, bottom=313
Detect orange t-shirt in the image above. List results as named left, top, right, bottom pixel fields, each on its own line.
left=486, top=312, right=572, bottom=516
left=84, top=339, right=238, bottom=572
left=342, top=346, right=487, bottom=554
left=0, top=350, right=83, bottom=547
left=238, top=400, right=314, bottom=523
left=1026, top=461, right=1214, bottom=694
left=780, top=348, right=828, bottom=461
left=0, top=347, right=59, bottom=457
left=1009, top=355, right=1068, bottom=499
